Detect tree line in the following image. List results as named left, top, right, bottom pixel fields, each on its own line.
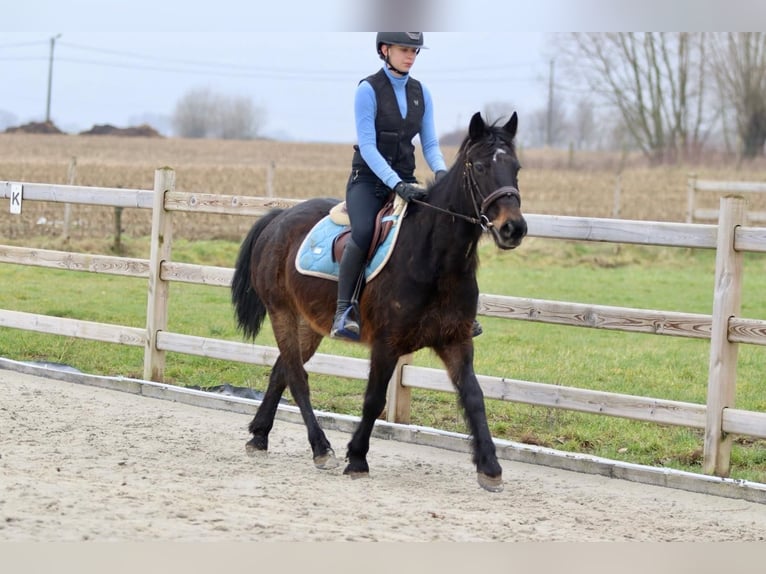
left=539, top=32, right=766, bottom=163
left=441, top=33, right=766, bottom=164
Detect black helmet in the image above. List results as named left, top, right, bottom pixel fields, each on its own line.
left=376, top=32, right=426, bottom=59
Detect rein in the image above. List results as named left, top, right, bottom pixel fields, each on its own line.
left=412, top=161, right=520, bottom=232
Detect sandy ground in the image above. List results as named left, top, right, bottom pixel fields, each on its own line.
left=2, top=368, right=766, bottom=542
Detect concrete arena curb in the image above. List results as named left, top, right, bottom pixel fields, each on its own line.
left=2, top=356, right=765, bottom=505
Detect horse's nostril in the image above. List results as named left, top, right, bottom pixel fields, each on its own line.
left=503, top=220, right=527, bottom=241
left=502, top=221, right=518, bottom=237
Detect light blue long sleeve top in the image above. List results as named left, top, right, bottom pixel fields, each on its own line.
left=354, top=66, right=447, bottom=189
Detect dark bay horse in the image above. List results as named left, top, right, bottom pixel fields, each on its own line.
left=231, top=111, right=527, bottom=491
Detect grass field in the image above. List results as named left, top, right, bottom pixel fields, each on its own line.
left=2, top=133, right=766, bottom=482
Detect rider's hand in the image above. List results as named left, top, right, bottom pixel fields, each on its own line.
left=394, top=181, right=428, bottom=203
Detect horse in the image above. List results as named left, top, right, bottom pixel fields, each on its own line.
left=231, top=111, right=527, bottom=492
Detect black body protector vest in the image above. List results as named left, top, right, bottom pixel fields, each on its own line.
left=351, top=68, right=425, bottom=183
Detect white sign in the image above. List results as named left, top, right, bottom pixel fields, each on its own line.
left=10, top=183, right=22, bottom=214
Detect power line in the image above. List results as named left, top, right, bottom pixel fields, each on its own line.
left=0, top=40, right=47, bottom=50
left=1, top=38, right=542, bottom=87
left=53, top=56, right=357, bottom=81
left=0, top=56, right=46, bottom=62
left=55, top=40, right=540, bottom=82
left=58, top=41, right=359, bottom=76
left=59, top=40, right=541, bottom=74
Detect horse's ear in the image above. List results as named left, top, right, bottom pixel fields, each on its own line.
left=469, top=112, right=486, bottom=140
left=504, top=112, right=518, bottom=139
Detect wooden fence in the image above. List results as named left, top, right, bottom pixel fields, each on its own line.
left=3, top=168, right=766, bottom=479
left=686, top=174, right=766, bottom=224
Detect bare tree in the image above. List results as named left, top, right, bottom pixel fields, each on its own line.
left=173, top=87, right=216, bottom=138
left=216, top=97, right=265, bottom=140
left=560, top=33, right=712, bottom=163
left=525, top=108, right=548, bottom=148
left=173, top=88, right=265, bottom=140
left=524, top=101, right=569, bottom=148
left=710, top=33, right=766, bottom=158
left=571, top=98, right=596, bottom=150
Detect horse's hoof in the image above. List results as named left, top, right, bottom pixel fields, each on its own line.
left=245, top=440, right=268, bottom=458
left=343, top=463, right=370, bottom=479
left=344, top=470, right=370, bottom=480
left=478, top=473, right=504, bottom=492
left=314, top=450, right=340, bottom=470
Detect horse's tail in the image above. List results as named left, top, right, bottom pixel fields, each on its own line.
left=231, top=209, right=283, bottom=341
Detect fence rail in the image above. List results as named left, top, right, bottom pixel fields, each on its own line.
left=686, top=174, right=766, bottom=224
left=3, top=169, right=766, bottom=478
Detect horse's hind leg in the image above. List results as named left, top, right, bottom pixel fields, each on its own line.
left=246, top=357, right=288, bottom=455
left=344, top=345, right=399, bottom=478
left=273, top=316, right=339, bottom=469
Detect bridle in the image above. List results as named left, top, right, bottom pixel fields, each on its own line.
left=412, top=155, right=520, bottom=233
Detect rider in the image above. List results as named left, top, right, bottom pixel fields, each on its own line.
left=331, top=32, right=482, bottom=340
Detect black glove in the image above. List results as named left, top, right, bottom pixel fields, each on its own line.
left=434, top=170, right=447, bottom=183
left=394, top=181, right=428, bottom=203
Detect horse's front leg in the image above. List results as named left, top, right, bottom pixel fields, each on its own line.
left=436, top=341, right=503, bottom=492
left=344, top=346, right=399, bottom=478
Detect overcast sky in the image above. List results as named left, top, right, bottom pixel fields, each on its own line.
left=4, top=0, right=763, bottom=143
left=1, top=30, right=553, bottom=143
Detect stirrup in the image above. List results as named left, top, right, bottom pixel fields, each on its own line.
left=330, top=305, right=360, bottom=341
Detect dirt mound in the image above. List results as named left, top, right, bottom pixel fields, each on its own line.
left=5, top=121, right=65, bottom=135
left=79, top=123, right=162, bottom=138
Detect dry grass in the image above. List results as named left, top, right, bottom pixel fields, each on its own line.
left=3, top=133, right=766, bottom=243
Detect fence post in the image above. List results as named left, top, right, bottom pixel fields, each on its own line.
left=385, top=353, right=413, bottom=423
left=113, top=206, right=123, bottom=253
left=143, top=168, right=175, bottom=382
left=686, top=173, right=697, bottom=223
left=612, top=173, right=622, bottom=219
left=62, top=156, right=76, bottom=241
left=266, top=161, right=275, bottom=198
left=703, top=195, right=746, bottom=476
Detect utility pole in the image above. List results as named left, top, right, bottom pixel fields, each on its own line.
left=45, top=33, right=62, bottom=123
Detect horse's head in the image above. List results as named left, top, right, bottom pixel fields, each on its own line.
left=459, top=111, right=527, bottom=249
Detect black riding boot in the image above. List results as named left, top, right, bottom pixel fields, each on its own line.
left=331, top=238, right=367, bottom=341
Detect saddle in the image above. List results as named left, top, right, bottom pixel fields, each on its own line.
left=330, top=193, right=399, bottom=263
left=294, top=194, right=407, bottom=283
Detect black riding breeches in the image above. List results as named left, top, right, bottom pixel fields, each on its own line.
left=344, top=176, right=390, bottom=251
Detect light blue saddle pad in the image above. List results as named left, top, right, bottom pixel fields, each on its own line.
left=295, top=210, right=404, bottom=282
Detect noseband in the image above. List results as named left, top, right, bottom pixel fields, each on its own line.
left=413, top=159, right=520, bottom=232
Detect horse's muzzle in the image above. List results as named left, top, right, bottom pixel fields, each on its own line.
left=484, top=186, right=527, bottom=249
left=492, top=216, right=527, bottom=249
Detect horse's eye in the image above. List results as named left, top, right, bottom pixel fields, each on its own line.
left=474, top=162, right=486, bottom=174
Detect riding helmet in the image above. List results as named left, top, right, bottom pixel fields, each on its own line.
left=376, top=32, right=426, bottom=59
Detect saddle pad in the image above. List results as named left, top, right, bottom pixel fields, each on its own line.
left=295, top=201, right=408, bottom=282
